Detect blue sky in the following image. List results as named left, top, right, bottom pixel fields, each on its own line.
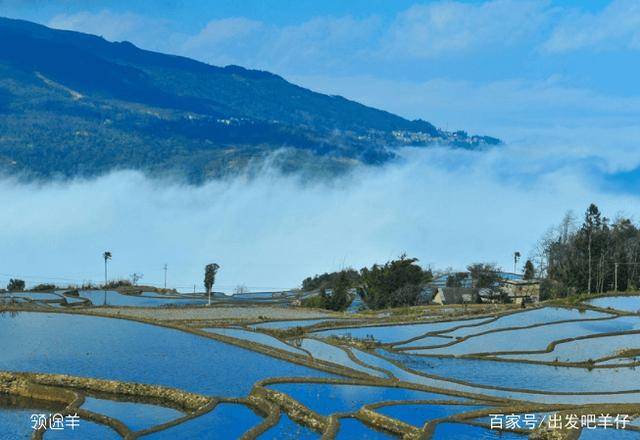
left=2, top=0, right=639, bottom=134
left=1, top=1, right=639, bottom=287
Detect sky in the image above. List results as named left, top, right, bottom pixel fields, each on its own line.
left=0, top=1, right=639, bottom=291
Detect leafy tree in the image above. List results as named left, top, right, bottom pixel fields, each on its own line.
left=359, top=254, right=432, bottom=309
left=466, top=263, right=501, bottom=288
left=302, top=269, right=360, bottom=291
left=320, top=271, right=351, bottom=311
left=204, top=263, right=220, bottom=299
left=523, top=260, right=535, bottom=280
left=7, top=279, right=25, bottom=292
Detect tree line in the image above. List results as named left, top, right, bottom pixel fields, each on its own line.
left=535, top=203, right=640, bottom=299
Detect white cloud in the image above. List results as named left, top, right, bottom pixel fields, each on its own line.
left=180, top=15, right=380, bottom=71
left=380, top=0, right=548, bottom=58
left=181, top=17, right=264, bottom=66
left=542, top=0, right=640, bottom=53
left=0, top=139, right=638, bottom=292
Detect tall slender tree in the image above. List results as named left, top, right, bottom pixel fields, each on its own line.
left=204, top=263, right=220, bottom=306
left=523, top=260, right=535, bottom=280
left=102, top=251, right=112, bottom=306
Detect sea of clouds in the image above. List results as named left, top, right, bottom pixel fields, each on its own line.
left=1, top=132, right=639, bottom=292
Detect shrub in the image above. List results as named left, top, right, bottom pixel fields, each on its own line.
left=7, top=279, right=25, bottom=292
left=32, top=283, right=56, bottom=292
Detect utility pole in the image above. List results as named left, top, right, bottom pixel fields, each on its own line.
left=163, top=264, right=168, bottom=289
left=614, top=262, right=619, bottom=292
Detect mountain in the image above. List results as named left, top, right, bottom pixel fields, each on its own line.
left=0, top=17, right=500, bottom=182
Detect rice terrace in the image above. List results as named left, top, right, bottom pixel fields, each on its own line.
left=1, top=275, right=640, bottom=439
left=2, top=0, right=640, bottom=438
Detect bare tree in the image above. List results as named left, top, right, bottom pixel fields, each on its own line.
left=130, top=273, right=143, bottom=285
left=234, top=284, right=249, bottom=295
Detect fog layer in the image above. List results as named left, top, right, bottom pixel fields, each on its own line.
left=1, top=141, right=638, bottom=292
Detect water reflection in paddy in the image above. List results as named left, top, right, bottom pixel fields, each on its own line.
left=578, top=427, right=640, bottom=439
left=0, top=396, right=64, bottom=440
left=202, top=328, right=307, bottom=356
left=444, top=308, right=609, bottom=339
left=267, top=383, right=465, bottom=415
left=0, top=313, right=334, bottom=397
left=258, top=413, right=319, bottom=440
left=375, top=403, right=488, bottom=427
left=77, top=290, right=206, bottom=307
left=312, top=317, right=491, bottom=344
left=587, top=296, right=640, bottom=313
left=0, top=407, right=33, bottom=440
left=381, top=350, right=640, bottom=394
left=82, top=397, right=183, bottom=432
left=300, top=339, right=386, bottom=377
left=143, top=403, right=262, bottom=439
left=250, top=319, right=341, bottom=330
left=44, top=420, right=120, bottom=439
left=336, top=418, right=393, bottom=439
left=500, top=333, right=640, bottom=363
left=431, top=422, right=526, bottom=439
left=406, top=316, right=640, bottom=355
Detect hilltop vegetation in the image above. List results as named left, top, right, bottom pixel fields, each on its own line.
left=302, top=255, right=433, bottom=311
left=0, top=17, right=499, bottom=182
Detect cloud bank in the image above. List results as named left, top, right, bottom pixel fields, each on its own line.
left=1, top=139, right=638, bottom=293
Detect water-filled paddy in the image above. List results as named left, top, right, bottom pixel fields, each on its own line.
left=349, top=347, right=640, bottom=404
left=0, top=396, right=64, bottom=440
left=381, top=350, right=640, bottom=394
left=202, top=328, right=307, bottom=356
left=0, top=312, right=334, bottom=396
left=0, top=407, right=33, bottom=439
left=77, top=290, right=206, bottom=307
left=258, top=413, right=320, bottom=440
left=405, top=316, right=640, bottom=355
left=375, top=403, right=489, bottom=427
left=431, top=422, right=526, bottom=439
left=578, top=427, right=640, bottom=439
left=82, top=397, right=183, bottom=432
left=442, top=307, right=609, bottom=339
left=44, top=420, right=120, bottom=439
left=5, top=291, right=63, bottom=301
left=500, top=332, right=640, bottom=363
left=250, top=319, right=341, bottom=330
left=144, top=403, right=262, bottom=439
left=312, top=317, right=491, bottom=344
left=587, top=296, right=640, bottom=313
left=267, top=382, right=465, bottom=415
left=336, top=417, right=393, bottom=439
left=299, top=339, right=386, bottom=377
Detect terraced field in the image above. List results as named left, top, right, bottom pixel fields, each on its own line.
left=1, top=291, right=640, bottom=438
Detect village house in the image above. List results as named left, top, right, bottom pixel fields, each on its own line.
left=432, top=287, right=478, bottom=305
left=500, top=279, right=541, bottom=304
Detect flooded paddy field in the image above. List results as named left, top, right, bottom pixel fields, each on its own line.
left=1, top=299, right=640, bottom=438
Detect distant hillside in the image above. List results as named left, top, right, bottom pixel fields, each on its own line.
left=0, top=17, right=500, bottom=182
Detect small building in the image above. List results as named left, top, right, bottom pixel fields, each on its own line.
left=432, top=287, right=478, bottom=305
left=417, top=286, right=437, bottom=304
left=500, top=279, right=540, bottom=304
